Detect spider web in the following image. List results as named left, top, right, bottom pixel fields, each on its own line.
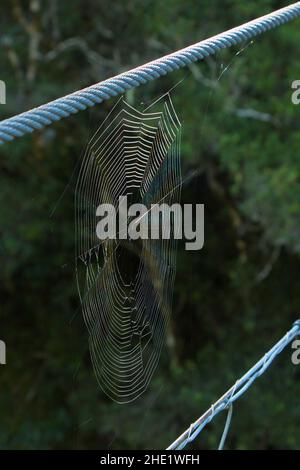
left=75, top=95, right=181, bottom=403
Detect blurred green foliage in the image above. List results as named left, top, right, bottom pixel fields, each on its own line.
left=0, top=0, right=300, bottom=450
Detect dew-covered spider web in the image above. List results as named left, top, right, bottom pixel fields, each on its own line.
left=75, top=95, right=181, bottom=403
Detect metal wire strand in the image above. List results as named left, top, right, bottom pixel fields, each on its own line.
left=1, top=2, right=300, bottom=144
left=218, top=404, right=233, bottom=450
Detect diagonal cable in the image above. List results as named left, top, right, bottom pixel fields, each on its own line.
left=167, top=319, right=300, bottom=450
left=1, top=3, right=300, bottom=143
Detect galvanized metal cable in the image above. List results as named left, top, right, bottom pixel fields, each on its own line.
left=1, top=2, right=300, bottom=144
left=167, top=320, right=300, bottom=450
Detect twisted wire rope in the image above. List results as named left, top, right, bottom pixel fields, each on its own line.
left=1, top=3, right=300, bottom=143
left=167, top=320, right=300, bottom=450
